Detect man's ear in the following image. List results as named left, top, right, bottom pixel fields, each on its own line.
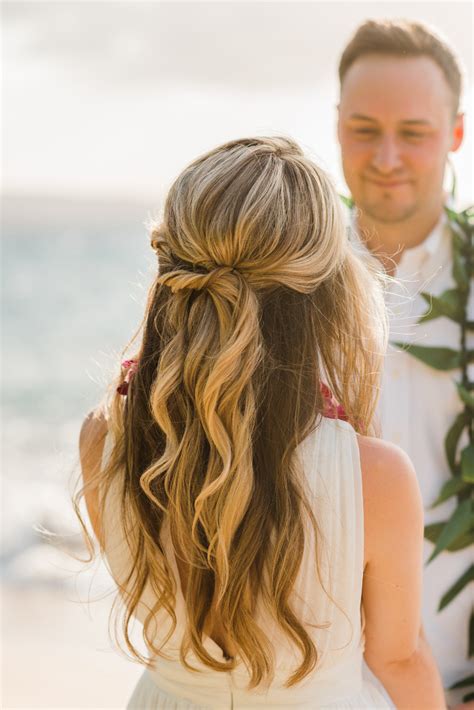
left=450, top=113, right=464, bottom=152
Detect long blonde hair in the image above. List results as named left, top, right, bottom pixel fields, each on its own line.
left=77, top=136, right=387, bottom=689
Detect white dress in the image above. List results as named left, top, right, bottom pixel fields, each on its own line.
left=100, top=416, right=395, bottom=709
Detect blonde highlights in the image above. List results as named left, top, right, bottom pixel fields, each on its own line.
left=77, top=137, right=387, bottom=689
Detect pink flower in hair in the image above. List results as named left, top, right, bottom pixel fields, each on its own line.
left=320, top=382, right=349, bottom=422
left=116, top=360, right=348, bottom=423
left=117, top=358, right=139, bottom=396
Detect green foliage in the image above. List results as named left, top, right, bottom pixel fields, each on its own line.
left=339, top=194, right=355, bottom=209
left=439, top=565, right=474, bottom=610
left=461, top=444, right=474, bottom=483
left=457, top=384, right=474, bottom=411
left=430, top=477, right=470, bottom=508
left=419, top=289, right=465, bottom=324
left=470, top=608, right=474, bottom=657
left=424, top=520, right=473, bottom=552
left=450, top=674, right=474, bottom=690
left=453, top=249, right=470, bottom=291
left=450, top=667, right=474, bottom=703
left=343, top=196, right=474, bottom=681
left=414, top=208, right=473, bottom=557
left=424, top=522, right=444, bottom=543
left=445, top=411, right=470, bottom=474
left=392, top=343, right=461, bottom=370
left=455, top=611, right=474, bottom=700
left=426, top=500, right=473, bottom=563
left=407, top=205, right=473, bottom=682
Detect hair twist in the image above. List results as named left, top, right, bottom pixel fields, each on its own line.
left=157, top=265, right=241, bottom=294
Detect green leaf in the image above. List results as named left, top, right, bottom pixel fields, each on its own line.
left=460, top=204, right=474, bottom=219
left=427, top=499, right=473, bottom=563
left=463, top=205, right=474, bottom=222
left=445, top=411, right=469, bottom=473
left=461, top=444, right=474, bottom=483
left=456, top=208, right=474, bottom=230
left=452, top=229, right=467, bottom=254
left=469, top=608, right=474, bottom=657
left=439, top=564, right=474, bottom=611
left=449, top=673, right=474, bottom=690
left=447, top=205, right=474, bottom=239
left=430, top=476, right=470, bottom=508
left=424, top=522, right=474, bottom=551
left=339, top=194, right=354, bottom=209
left=424, top=522, right=444, bottom=544
left=457, top=383, right=474, bottom=411
left=419, top=289, right=464, bottom=324
left=449, top=531, right=474, bottom=551
left=445, top=205, right=460, bottom=224
left=393, top=343, right=461, bottom=371
left=452, top=249, right=470, bottom=291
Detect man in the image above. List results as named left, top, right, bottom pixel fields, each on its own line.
left=336, top=19, right=473, bottom=709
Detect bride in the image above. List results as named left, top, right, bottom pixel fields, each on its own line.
left=78, top=136, right=445, bottom=709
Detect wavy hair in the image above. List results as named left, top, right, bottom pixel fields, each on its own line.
left=76, top=136, right=387, bottom=689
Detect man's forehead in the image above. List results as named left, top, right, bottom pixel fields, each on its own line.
left=339, top=54, right=453, bottom=116
left=341, top=53, right=447, bottom=85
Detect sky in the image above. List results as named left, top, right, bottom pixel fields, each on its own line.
left=2, top=1, right=473, bottom=206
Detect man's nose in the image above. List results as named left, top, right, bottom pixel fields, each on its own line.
left=372, top=136, right=403, bottom=173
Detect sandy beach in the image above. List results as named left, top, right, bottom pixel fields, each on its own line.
left=1, top=583, right=144, bottom=709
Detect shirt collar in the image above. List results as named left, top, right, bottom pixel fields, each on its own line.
left=349, top=208, right=449, bottom=273
left=416, top=212, right=447, bottom=258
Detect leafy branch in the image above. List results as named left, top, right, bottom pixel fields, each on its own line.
left=394, top=204, right=474, bottom=701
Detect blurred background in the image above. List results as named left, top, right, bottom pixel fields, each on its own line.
left=2, top=1, right=472, bottom=707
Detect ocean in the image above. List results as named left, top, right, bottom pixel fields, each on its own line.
left=2, top=194, right=157, bottom=590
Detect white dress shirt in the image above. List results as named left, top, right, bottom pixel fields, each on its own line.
left=356, top=211, right=473, bottom=705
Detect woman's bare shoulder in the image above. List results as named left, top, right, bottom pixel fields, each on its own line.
left=79, top=407, right=109, bottom=543
left=356, top=434, right=417, bottom=489
left=79, top=408, right=109, bottom=481
left=356, top=434, right=423, bottom=562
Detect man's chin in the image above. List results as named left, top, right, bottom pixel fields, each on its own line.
left=360, top=200, right=419, bottom=224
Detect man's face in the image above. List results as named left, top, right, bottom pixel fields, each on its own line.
left=337, top=55, right=463, bottom=224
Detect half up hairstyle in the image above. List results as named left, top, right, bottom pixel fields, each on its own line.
left=76, top=136, right=387, bottom=689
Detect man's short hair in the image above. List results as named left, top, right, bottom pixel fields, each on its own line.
left=338, top=19, right=463, bottom=115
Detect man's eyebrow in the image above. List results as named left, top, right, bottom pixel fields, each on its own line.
left=348, top=114, right=377, bottom=122
left=399, top=119, right=433, bottom=127
left=347, top=114, right=433, bottom=127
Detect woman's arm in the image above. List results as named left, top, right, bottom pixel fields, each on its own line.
left=358, top=435, right=447, bottom=710
left=78, top=409, right=108, bottom=546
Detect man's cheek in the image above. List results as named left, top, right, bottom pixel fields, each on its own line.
left=409, top=140, right=446, bottom=170
left=343, top=147, right=370, bottom=175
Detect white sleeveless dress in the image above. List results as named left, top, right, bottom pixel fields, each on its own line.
left=100, top=416, right=394, bottom=709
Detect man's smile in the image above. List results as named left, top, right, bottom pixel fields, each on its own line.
left=365, top=177, right=412, bottom=189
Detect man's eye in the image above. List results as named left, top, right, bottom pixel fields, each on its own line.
left=353, top=128, right=377, bottom=136
left=402, top=132, right=424, bottom=139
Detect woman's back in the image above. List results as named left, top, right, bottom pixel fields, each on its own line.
left=78, top=136, right=445, bottom=709
left=99, top=414, right=393, bottom=708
